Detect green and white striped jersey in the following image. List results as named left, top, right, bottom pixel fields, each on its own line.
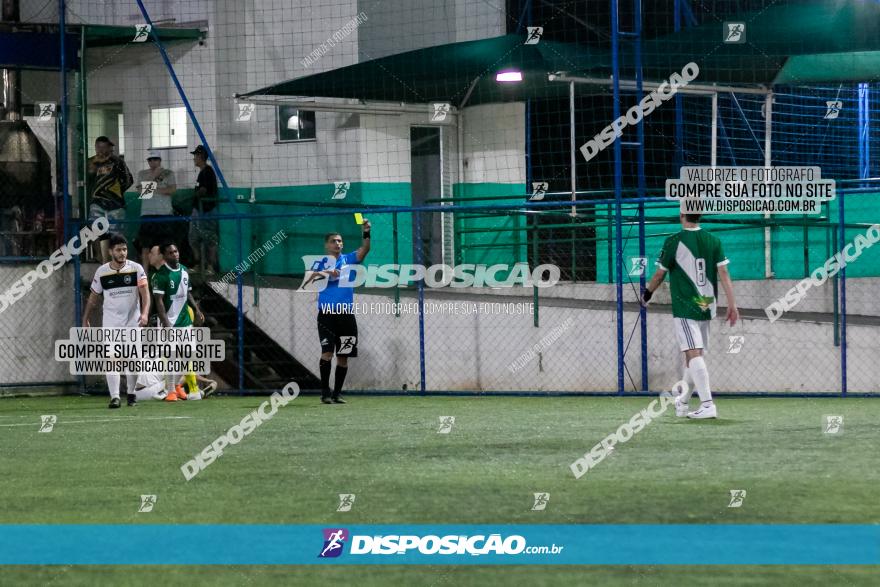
left=150, top=263, right=192, bottom=327
left=656, top=227, right=728, bottom=321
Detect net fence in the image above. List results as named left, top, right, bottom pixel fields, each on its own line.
left=0, top=0, right=878, bottom=396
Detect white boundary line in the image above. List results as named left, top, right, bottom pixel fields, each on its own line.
left=0, top=415, right=195, bottom=428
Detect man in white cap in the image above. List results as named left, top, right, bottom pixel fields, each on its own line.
left=136, top=151, right=176, bottom=272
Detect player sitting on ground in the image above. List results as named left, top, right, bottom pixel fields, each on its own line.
left=164, top=306, right=210, bottom=402
left=641, top=213, right=739, bottom=419
left=133, top=370, right=217, bottom=401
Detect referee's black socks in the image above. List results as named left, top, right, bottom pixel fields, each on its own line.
left=333, top=366, right=348, bottom=397
left=320, top=359, right=332, bottom=397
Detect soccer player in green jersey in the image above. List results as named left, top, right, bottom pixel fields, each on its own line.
left=151, top=242, right=204, bottom=328
left=151, top=241, right=205, bottom=396
left=641, top=213, right=739, bottom=419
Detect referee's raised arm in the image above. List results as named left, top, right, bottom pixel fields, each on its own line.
left=355, top=219, right=371, bottom=262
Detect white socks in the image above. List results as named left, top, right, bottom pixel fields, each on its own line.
left=680, top=361, right=695, bottom=404
left=107, top=373, right=139, bottom=400
left=106, top=373, right=120, bottom=399
left=125, top=374, right=137, bottom=397
left=689, top=356, right=713, bottom=404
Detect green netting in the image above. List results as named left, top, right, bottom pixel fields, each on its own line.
left=596, top=192, right=880, bottom=283
left=452, top=183, right=527, bottom=267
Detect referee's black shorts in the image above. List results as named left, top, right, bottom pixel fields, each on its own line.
left=317, top=311, right=358, bottom=357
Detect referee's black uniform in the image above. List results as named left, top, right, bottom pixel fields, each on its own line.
left=303, top=223, right=371, bottom=403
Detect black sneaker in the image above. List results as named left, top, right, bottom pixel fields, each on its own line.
left=321, top=397, right=333, bottom=404
left=331, top=396, right=347, bottom=404
left=109, top=397, right=121, bottom=409
left=127, top=393, right=138, bottom=407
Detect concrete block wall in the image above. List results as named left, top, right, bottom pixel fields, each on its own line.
left=461, top=102, right=526, bottom=185
left=215, top=280, right=877, bottom=394
left=0, top=266, right=76, bottom=385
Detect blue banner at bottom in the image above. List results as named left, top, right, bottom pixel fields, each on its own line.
left=0, top=525, right=877, bottom=565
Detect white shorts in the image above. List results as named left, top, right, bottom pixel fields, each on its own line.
left=134, top=372, right=166, bottom=400
left=674, top=318, right=710, bottom=352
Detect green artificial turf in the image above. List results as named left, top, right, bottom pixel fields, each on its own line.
left=1, top=394, right=877, bottom=585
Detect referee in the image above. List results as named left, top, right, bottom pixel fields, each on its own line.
left=302, top=220, right=371, bottom=404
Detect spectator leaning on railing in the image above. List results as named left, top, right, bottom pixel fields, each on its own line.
left=136, top=151, right=177, bottom=274
left=86, top=136, right=133, bottom=262
left=189, top=145, right=219, bottom=275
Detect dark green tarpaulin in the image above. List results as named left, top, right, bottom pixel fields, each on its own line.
left=242, top=1, right=880, bottom=106
left=634, top=0, right=880, bottom=85
left=0, top=23, right=202, bottom=71
left=241, top=34, right=608, bottom=106
left=84, top=24, right=204, bottom=48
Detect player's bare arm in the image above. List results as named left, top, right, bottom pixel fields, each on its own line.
left=641, top=267, right=667, bottom=306
left=718, top=264, right=739, bottom=326
left=356, top=219, right=371, bottom=262
left=154, top=294, right=171, bottom=328
left=137, top=283, right=150, bottom=327
left=81, top=291, right=101, bottom=327
left=188, top=292, right=205, bottom=325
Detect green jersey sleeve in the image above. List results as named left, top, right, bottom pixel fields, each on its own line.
left=150, top=270, right=167, bottom=294
left=657, top=236, right=677, bottom=271
left=714, top=237, right=729, bottom=267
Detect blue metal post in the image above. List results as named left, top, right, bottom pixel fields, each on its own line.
left=524, top=0, right=535, bottom=328
left=611, top=0, right=625, bottom=395
left=60, top=0, right=83, bottom=395
left=838, top=195, right=847, bottom=397
left=133, top=0, right=233, bottom=204
left=635, top=0, right=648, bottom=391
left=415, top=211, right=426, bottom=394
left=858, top=83, right=870, bottom=180
left=236, top=217, right=245, bottom=393
left=59, top=1, right=78, bottom=323
left=673, top=0, right=684, bottom=172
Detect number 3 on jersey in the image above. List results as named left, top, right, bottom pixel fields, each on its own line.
left=695, top=258, right=707, bottom=286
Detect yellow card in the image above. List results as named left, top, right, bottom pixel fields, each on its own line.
left=354, top=213, right=364, bottom=225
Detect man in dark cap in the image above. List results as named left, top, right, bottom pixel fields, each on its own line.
left=189, top=145, right=218, bottom=274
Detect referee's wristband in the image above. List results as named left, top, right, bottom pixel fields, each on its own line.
left=362, top=231, right=371, bottom=238
left=642, top=288, right=653, bottom=302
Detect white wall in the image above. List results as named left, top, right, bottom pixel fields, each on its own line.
left=462, top=102, right=526, bottom=184
left=84, top=40, right=216, bottom=192
left=50, top=0, right=213, bottom=26
left=0, top=266, right=76, bottom=385
left=357, top=0, right=504, bottom=59
left=212, top=279, right=879, bottom=394
left=19, top=1, right=521, bottom=195
left=72, top=0, right=519, bottom=191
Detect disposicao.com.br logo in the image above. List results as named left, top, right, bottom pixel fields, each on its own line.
left=301, top=258, right=560, bottom=290
left=317, top=529, right=563, bottom=558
